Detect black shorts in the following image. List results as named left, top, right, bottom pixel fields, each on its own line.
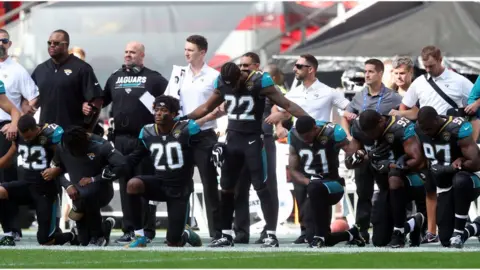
left=221, top=131, right=266, bottom=191
left=1, top=180, right=59, bottom=244
left=136, top=175, right=191, bottom=245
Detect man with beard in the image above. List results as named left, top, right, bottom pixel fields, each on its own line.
left=0, top=28, right=39, bottom=241
left=266, top=54, right=350, bottom=244
left=31, top=29, right=103, bottom=131
left=179, top=62, right=309, bottom=248
left=103, top=41, right=168, bottom=244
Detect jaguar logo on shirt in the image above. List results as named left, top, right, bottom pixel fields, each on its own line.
left=385, top=133, right=394, bottom=143
left=442, top=131, right=451, bottom=141
left=87, top=153, right=96, bottom=160
left=64, top=69, right=72, bottom=76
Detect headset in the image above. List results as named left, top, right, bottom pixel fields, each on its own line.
left=121, top=64, right=143, bottom=75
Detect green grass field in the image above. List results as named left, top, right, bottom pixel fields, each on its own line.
left=2, top=248, right=480, bottom=268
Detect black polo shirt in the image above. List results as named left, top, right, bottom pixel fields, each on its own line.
left=32, top=54, right=103, bottom=128
left=103, top=66, right=168, bottom=136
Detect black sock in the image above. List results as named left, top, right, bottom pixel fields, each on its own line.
left=390, top=187, right=407, bottom=232
left=325, top=232, right=350, bottom=247
left=220, top=191, right=235, bottom=231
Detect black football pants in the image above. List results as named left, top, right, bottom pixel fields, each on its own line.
left=115, top=134, right=157, bottom=239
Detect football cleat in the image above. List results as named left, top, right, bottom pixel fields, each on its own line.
left=208, top=234, right=234, bottom=248
left=184, top=225, right=202, bottom=247
left=388, top=230, right=406, bottom=248
left=260, top=234, right=279, bottom=248
left=0, top=236, right=15, bottom=246
left=409, top=213, right=425, bottom=247
left=116, top=232, right=134, bottom=244
left=125, top=235, right=147, bottom=248
left=308, top=237, right=326, bottom=248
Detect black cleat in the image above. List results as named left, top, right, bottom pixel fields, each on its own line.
left=69, top=227, right=80, bottom=246
left=293, top=234, right=308, bottom=244
left=254, top=231, right=266, bottom=244
left=115, top=231, right=134, bottom=244
left=208, top=234, right=234, bottom=247
left=388, top=230, right=406, bottom=248
left=102, top=217, right=115, bottom=246
left=347, top=225, right=366, bottom=247
left=409, top=213, right=425, bottom=247
left=0, top=236, right=15, bottom=246
left=421, top=232, right=439, bottom=244
left=308, top=237, right=326, bottom=248
left=260, top=234, right=279, bottom=248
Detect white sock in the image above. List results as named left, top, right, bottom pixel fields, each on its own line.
left=472, top=223, right=478, bottom=236
left=4, top=232, right=12, bottom=237
left=347, top=231, right=353, bottom=241
left=394, top=227, right=404, bottom=233
left=184, top=229, right=190, bottom=237
left=222, top=230, right=233, bottom=236
left=134, top=229, right=144, bottom=237
left=454, top=229, right=464, bottom=235
left=407, top=218, right=415, bottom=232
left=266, top=230, right=276, bottom=236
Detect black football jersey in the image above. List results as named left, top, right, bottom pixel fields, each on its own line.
left=16, top=123, right=63, bottom=182
left=415, top=116, right=471, bottom=166
left=215, top=71, right=274, bottom=134
left=288, top=120, right=347, bottom=179
left=138, top=121, right=195, bottom=185
left=351, top=116, right=415, bottom=161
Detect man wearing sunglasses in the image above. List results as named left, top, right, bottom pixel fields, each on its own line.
left=267, top=54, right=350, bottom=244
left=31, top=29, right=103, bottom=132
left=0, top=29, right=39, bottom=242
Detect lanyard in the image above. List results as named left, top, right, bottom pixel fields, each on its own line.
left=362, top=87, right=386, bottom=112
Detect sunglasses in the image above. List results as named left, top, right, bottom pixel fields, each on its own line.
left=295, top=64, right=311, bottom=69
left=0, top=38, right=9, bottom=44
left=47, top=41, right=68, bottom=47
left=238, top=63, right=254, bottom=68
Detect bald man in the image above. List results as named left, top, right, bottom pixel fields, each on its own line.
left=102, top=41, right=168, bottom=244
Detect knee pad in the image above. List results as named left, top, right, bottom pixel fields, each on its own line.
left=68, top=208, right=84, bottom=221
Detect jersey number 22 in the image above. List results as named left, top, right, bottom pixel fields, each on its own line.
left=224, top=95, right=255, bottom=121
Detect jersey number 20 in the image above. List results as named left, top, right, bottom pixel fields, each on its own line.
left=17, top=145, right=47, bottom=170
left=224, top=95, right=255, bottom=121
left=150, top=142, right=184, bottom=170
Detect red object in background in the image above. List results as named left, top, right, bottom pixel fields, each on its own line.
left=0, top=2, right=22, bottom=28
left=207, top=54, right=231, bottom=71
left=331, top=219, right=349, bottom=233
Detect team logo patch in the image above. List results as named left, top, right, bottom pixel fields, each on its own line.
left=246, top=81, right=254, bottom=91
left=319, top=136, right=329, bottom=145
left=385, top=133, right=394, bottom=143
left=64, top=69, right=72, bottom=76
left=125, top=88, right=131, bottom=94
left=442, top=131, right=451, bottom=141
left=87, top=153, right=95, bottom=160
left=38, top=136, right=47, bottom=145
left=173, top=129, right=181, bottom=138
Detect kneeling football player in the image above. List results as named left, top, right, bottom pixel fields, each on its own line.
left=0, top=115, right=77, bottom=246
left=124, top=95, right=212, bottom=248
left=47, top=126, right=126, bottom=246
left=288, top=116, right=365, bottom=248
left=416, top=106, right=480, bottom=248
left=346, top=110, right=426, bottom=248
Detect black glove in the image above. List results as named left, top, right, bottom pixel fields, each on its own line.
left=211, top=142, right=226, bottom=168
left=368, top=142, right=391, bottom=161
left=430, top=163, right=458, bottom=176
left=101, top=165, right=118, bottom=181
left=346, top=150, right=366, bottom=166
left=371, top=160, right=392, bottom=174
left=393, top=155, right=409, bottom=171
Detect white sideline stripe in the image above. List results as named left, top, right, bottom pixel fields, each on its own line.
left=2, top=254, right=277, bottom=267
left=2, top=245, right=480, bottom=253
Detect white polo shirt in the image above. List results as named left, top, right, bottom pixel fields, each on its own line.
left=0, top=56, right=39, bottom=121
left=279, top=79, right=349, bottom=121
left=165, top=63, right=219, bottom=130
left=402, top=68, right=473, bottom=114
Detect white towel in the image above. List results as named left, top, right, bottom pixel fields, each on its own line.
left=165, top=65, right=187, bottom=114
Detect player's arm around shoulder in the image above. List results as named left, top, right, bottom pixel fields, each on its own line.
left=260, top=73, right=308, bottom=119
